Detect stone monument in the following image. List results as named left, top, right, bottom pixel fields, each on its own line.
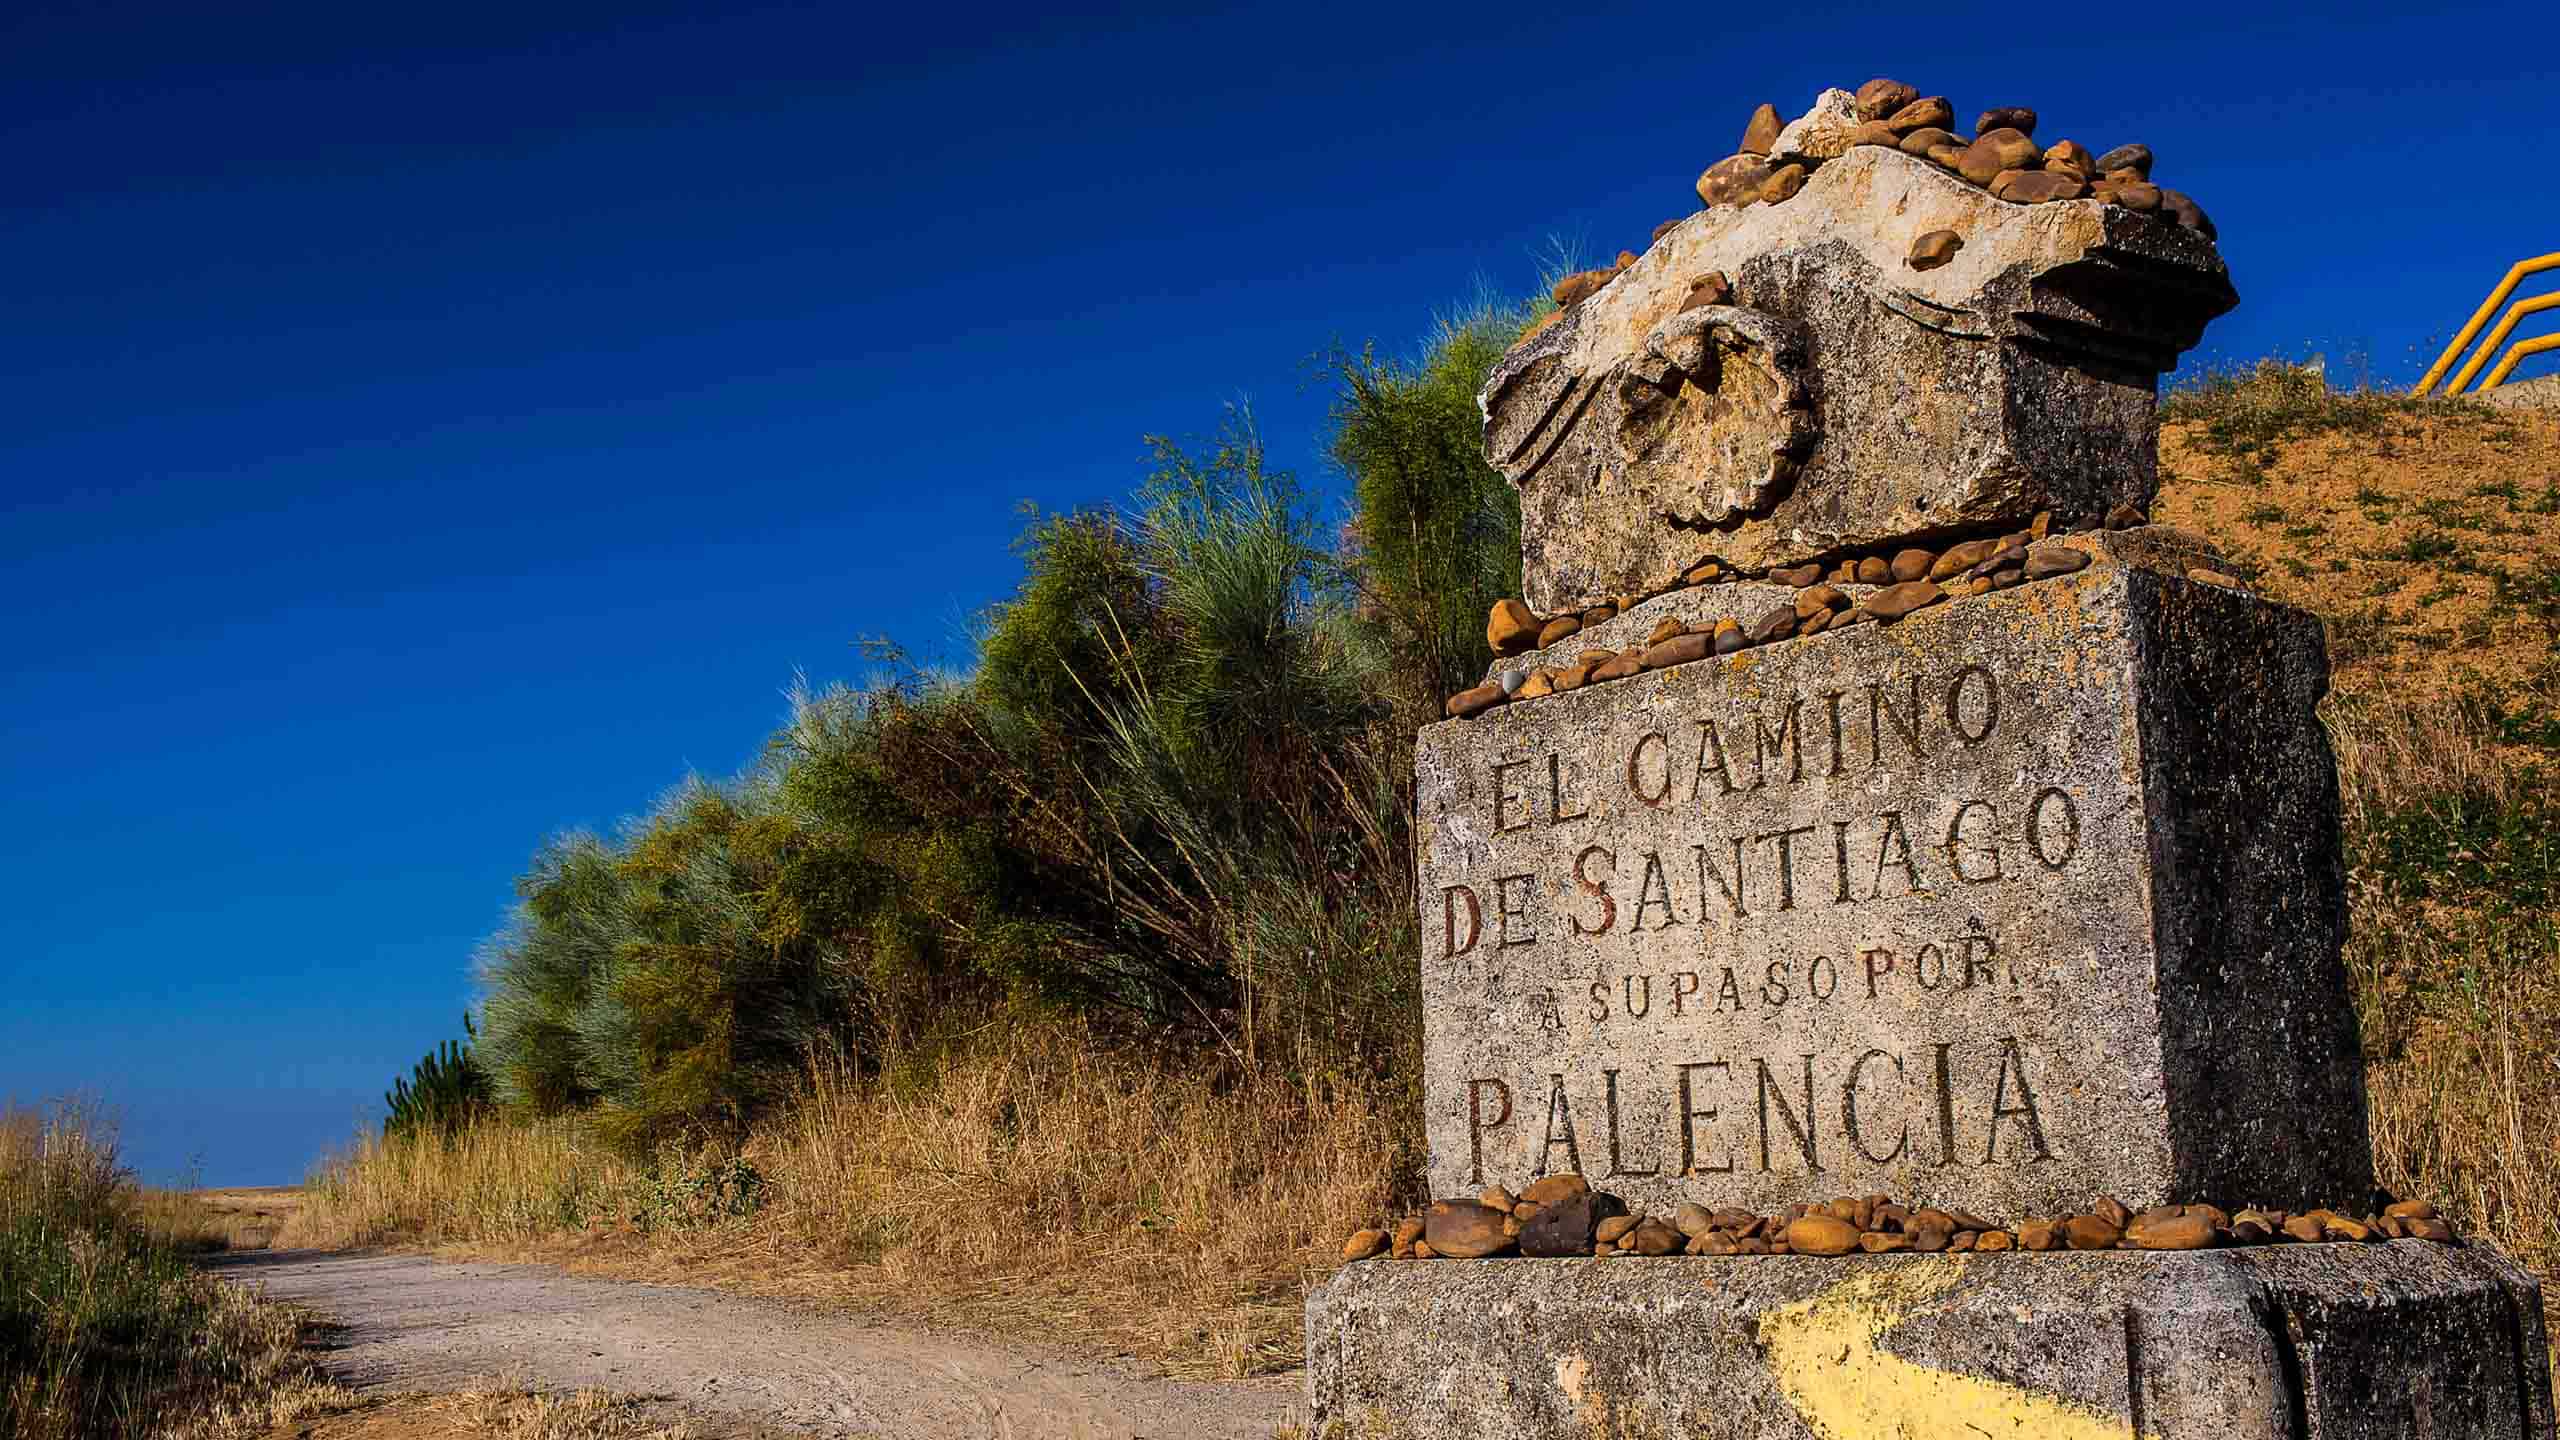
left=1303, top=81, right=2555, bottom=1440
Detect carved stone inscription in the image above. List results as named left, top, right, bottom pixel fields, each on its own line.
left=1415, top=571, right=2321, bottom=1217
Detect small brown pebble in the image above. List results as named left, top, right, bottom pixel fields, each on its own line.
left=2323, top=1215, right=2375, bottom=1243
left=1518, top=1174, right=1587, bottom=1207
left=1592, top=1241, right=1613, bottom=1257
left=2129, top=1213, right=2216, bottom=1251
left=1581, top=603, right=1615, bottom=625
left=1855, top=556, right=1891, bottom=585
left=1748, top=605, right=1798, bottom=645
left=1646, top=616, right=1686, bottom=646
left=1975, top=1230, right=2014, bottom=1252
left=1948, top=1231, right=1977, bottom=1252
left=1632, top=1220, right=1684, bottom=1256
left=1738, top=1236, right=1771, bottom=1255
left=1741, top=102, right=1783, bottom=156
left=1681, top=555, right=1724, bottom=583
left=2188, top=567, right=2245, bottom=589
left=2379, top=1215, right=2408, bottom=1240
left=2282, top=1215, right=2326, bottom=1243
left=1514, top=670, right=1554, bottom=700
left=2161, top=188, right=2214, bottom=238
left=1652, top=216, right=1681, bottom=242
left=1501, top=1214, right=1522, bottom=1237
left=1850, top=120, right=1900, bottom=148
left=2109, top=181, right=2163, bottom=213
left=2095, top=142, right=2153, bottom=179
left=1550, top=269, right=1614, bottom=309
left=1412, top=1240, right=1437, bottom=1259
left=2093, top=1196, right=2131, bottom=1229
left=1927, top=539, right=1995, bottom=581
left=1925, top=142, right=1967, bottom=170
left=1535, top=616, right=1579, bottom=648
left=1392, top=1218, right=1424, bottom=1248
left=1910, top=1208, right=1956, bottom=1232
left=2409, top=1217, right=2455, bottom=1243
left=2042, top=139, right=2095, bottom=181
left=1785, top=1214, right=1862, bottom=1256
left=1897, top=126, right=1960, bottom=157
left=1709, top=1208, right=1759, bottom=1235
left=1710, top=618, right=1747, bottom=655
left=1799, top=609, right=1832, bottom=637
left=1947, top=1210, right=1994, bottom=1232
left=1445, top=683, right=1503, bottom=718
left=1828, top=560, right=1857, bottom=585
left=1696, top=154, right=1774, bottom=209
left=2231, top=1218, right=2273, bottom=1244
left=1909, top=229, right=1964, bottom=271
left=1960, top=128, right=2041, bottom=185
left=1860, top=1230, right=1913, bottom=1253
left=1874, top=1203, right=1909, bottom=1231
left=1672, top=1202, right=1715, bottom=1239
left=1889, top=547, right=1935, bottom=582
left=1796, top=583, right=1849, bottom=618
left=1865, top=580, right=1944, bottom=621
left=1773, top=562, right=1824, bottom=587
left=2384, top=1199, right=2438, bottom=1221
left=1342, top=1228, right=1387, bottom=1261
left=2019, top=1219, right=2060, bottom=1251
left=2024, top=544, right=2090, bottom=579
left=1760, top=163, right=1808, bottom=205
left=2030, top=510, right=2052, bottom=540
left=1991, top=169, right=2087, bottom=204
left=1854, top=78, right=1917, bottom=121
left=2063, top=1214, right=2123, bottom=1250
left=1643, top=632, right=1712, bottom=670
left=2105, top=502, right=2144, bottom=530
left=1974, top=106, right=2037, bottom=137
left=1883, top=95, right=1953, bottom=136
left=1479, top=1186, right=1515, bottom=1214
left=1595, top=1215, right=1640, bottom=1246
left=1589, top=655, right=1640, bottom=683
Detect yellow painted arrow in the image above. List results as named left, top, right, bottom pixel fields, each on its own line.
left=1756, top=1260, right=2154, bottom=1440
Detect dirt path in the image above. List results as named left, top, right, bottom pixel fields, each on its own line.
left=211, top=1250, right=1301, bottom=1440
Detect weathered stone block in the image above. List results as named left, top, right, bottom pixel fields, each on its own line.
left=1416, top=551, right=2370, bottom=1218
left=1484, top=145, right=2238, bottom=613
left=1305, top=1245, right=2554, bottom=1439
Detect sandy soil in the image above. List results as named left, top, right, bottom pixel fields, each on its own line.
left=212, top=1250, right=1300, bottom=1440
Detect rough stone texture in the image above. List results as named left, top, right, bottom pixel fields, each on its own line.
left=1481, top=144, right=2238, bottom=613
left=1304, top=1244, right=2554, bottom=1440
left=1416, top=537, right=2369, bottom=1217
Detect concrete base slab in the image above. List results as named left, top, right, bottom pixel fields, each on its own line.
left=1304, top=1242, right=2553, bottom=1439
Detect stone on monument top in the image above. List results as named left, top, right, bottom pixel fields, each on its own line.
left=1484, top=100, right=2237, bottom=614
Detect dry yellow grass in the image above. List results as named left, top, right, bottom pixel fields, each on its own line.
left=288, top=1021, right=1405, bottom=1377
left=289, top=379, right=2560, bottom=1383
left=263, top=1385, right=714, bottom=1440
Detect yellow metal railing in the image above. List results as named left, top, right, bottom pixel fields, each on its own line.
left=2414, top=252, right=2560, bottom=395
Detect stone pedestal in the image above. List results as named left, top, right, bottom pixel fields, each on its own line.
left=1416, top=545, right=2371, bottom=1218
left=1305, top=1246, right=2554, bottom=1440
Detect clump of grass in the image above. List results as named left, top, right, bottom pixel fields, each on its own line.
left=2329, top=683, right=2560, bottom=1322
left=2163, top=359, right=2506, bottom=475
left=285, top=1116, right=649, bottom=1249
left=291, top=1020, right=1409, bottom=1378
left=0, top=1105, right=345, bottom=1439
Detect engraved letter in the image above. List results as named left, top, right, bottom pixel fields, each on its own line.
left=1986, top=1038, right=2056, bottom=1163
left=1631, top=850, right=1682, bottom=931
left=1571, top=846, right=1617, bottom=937
left=1760, top=823, right=1817, bottom=911
left=1467, top=1078, right=1513, bottom=1184
left=1692, top=838, right=1749, bottom=918
left=1677, top=1061, right=1734, bottom=1174
left=1495, top=872, right=1537, bottom=948
left=1691, top=719, right=1739, bottom=799
left=1843, top=1049, right=1910, bottom=1164
left=1493, top=758, right=1532, bottom=833
left=1442, top=884, right=1482, bottom=958
left=1670, top=970, right=1701, bottom=1015
left=1944, top=799, right=2003, bottom=883
left=1540, top=1073, right=1583, bottom=1175
left=1755, top=1056, right=1822, bottom=1174
left=1753, top=698, right=1803, bottom=789
left=1946, top=664, right=1998, bottom=745
left=1549, top=751, right=1591, bottom=823
left=1627, top=732, right=1673, bottom=809
left=1867, top=676, right=1923, bottom=767
left=2028, top=787, right=2081, bottom=870
left=1870, top=812, right=1924, bottom=900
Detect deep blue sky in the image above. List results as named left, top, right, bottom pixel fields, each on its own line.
left=6, top=1, right=2555, bottom=1185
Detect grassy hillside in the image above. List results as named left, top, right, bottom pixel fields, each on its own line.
left=2159, top=366, right=2560, bottom=1301
left=281, top=358, right=2560, bottom=1380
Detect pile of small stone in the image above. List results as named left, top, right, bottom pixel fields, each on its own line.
left=1450, top=510, right=2119, bottom=719
left=1339, top=1173, right=2460, bottom=1263
left=1535, top=80, right=2210, bottom=338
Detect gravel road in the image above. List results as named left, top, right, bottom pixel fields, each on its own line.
left=210, top=1250, right=1301, bottom=1439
